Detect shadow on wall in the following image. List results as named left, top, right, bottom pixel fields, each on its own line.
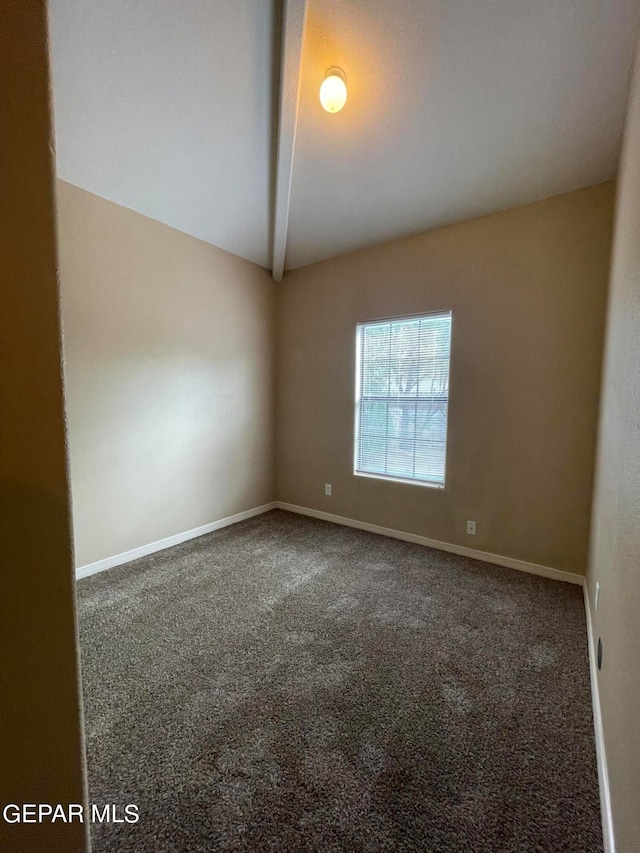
left=0, top=481, right=87, bottom=853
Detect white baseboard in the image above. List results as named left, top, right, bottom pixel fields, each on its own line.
left=76, top=502, right=276, bottom=580
left=583, top=582, right=615, bottom=853
left=274, top=501, right=584, bottom=585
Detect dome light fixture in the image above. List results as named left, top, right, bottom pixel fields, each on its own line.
left=320, top=67, right=347, bottom=113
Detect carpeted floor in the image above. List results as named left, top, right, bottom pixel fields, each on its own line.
left=77, top=509, right=602, bottom=852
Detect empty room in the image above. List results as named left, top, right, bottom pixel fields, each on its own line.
left=2, top=1, right=640, bottom=852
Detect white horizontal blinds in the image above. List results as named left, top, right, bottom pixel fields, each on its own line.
left=356, top=312, right=452, bottom=486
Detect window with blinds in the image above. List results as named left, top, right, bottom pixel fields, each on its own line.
left=354, top=311, right=452, bottom=487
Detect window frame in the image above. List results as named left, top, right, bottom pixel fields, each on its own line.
left=353, top=310, right=452, bottom=490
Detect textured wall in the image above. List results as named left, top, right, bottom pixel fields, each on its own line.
left=587, top=36, right=640, bottom=853
left=56, top=181, right=276, bottom=568
left=0, top=5, right=87, bottom=852
left=277, top=184, right=614, bottom=575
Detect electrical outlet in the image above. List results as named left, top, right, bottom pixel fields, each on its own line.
left=466, top=520, right=476, bottom=535
left=325, top=484, right=332, bottom=496
left=595, top=582, right=600, bottom=610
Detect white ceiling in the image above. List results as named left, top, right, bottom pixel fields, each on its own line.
left=49, top=0, right=640, bottom=273
left=287, top=0, right=640, bottom=268
left=48, top=0, right=279, bottom=268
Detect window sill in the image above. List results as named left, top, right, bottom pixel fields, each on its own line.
left=353, top=471, right=445, bottom=489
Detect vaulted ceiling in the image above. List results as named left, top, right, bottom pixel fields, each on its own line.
left=49, top=0, right=640, bottom=275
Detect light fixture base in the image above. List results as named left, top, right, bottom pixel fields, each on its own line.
left=324, top=66, right=346, bottom=84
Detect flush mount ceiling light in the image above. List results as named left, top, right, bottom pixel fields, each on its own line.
left=320, top=67, right=347, bottom=113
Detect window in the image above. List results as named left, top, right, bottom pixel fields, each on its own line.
left=354, top=311, right=452, bottom=488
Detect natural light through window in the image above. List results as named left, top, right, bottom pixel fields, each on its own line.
left=354, top=312, right=452, bottom=488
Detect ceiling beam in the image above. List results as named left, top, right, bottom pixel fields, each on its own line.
left=272, top=0, right=307, bottom=282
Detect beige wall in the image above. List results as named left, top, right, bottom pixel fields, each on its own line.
left=276, top=183, right=614, bottom=575
left=56, top=181, right=276, bottom=568
left=0, top=4, right=87, bottom=852
left=587, top=37, right=640, bottom=853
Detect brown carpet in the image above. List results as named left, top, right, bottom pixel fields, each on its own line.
left=77, top=509, right=602, bottom=852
